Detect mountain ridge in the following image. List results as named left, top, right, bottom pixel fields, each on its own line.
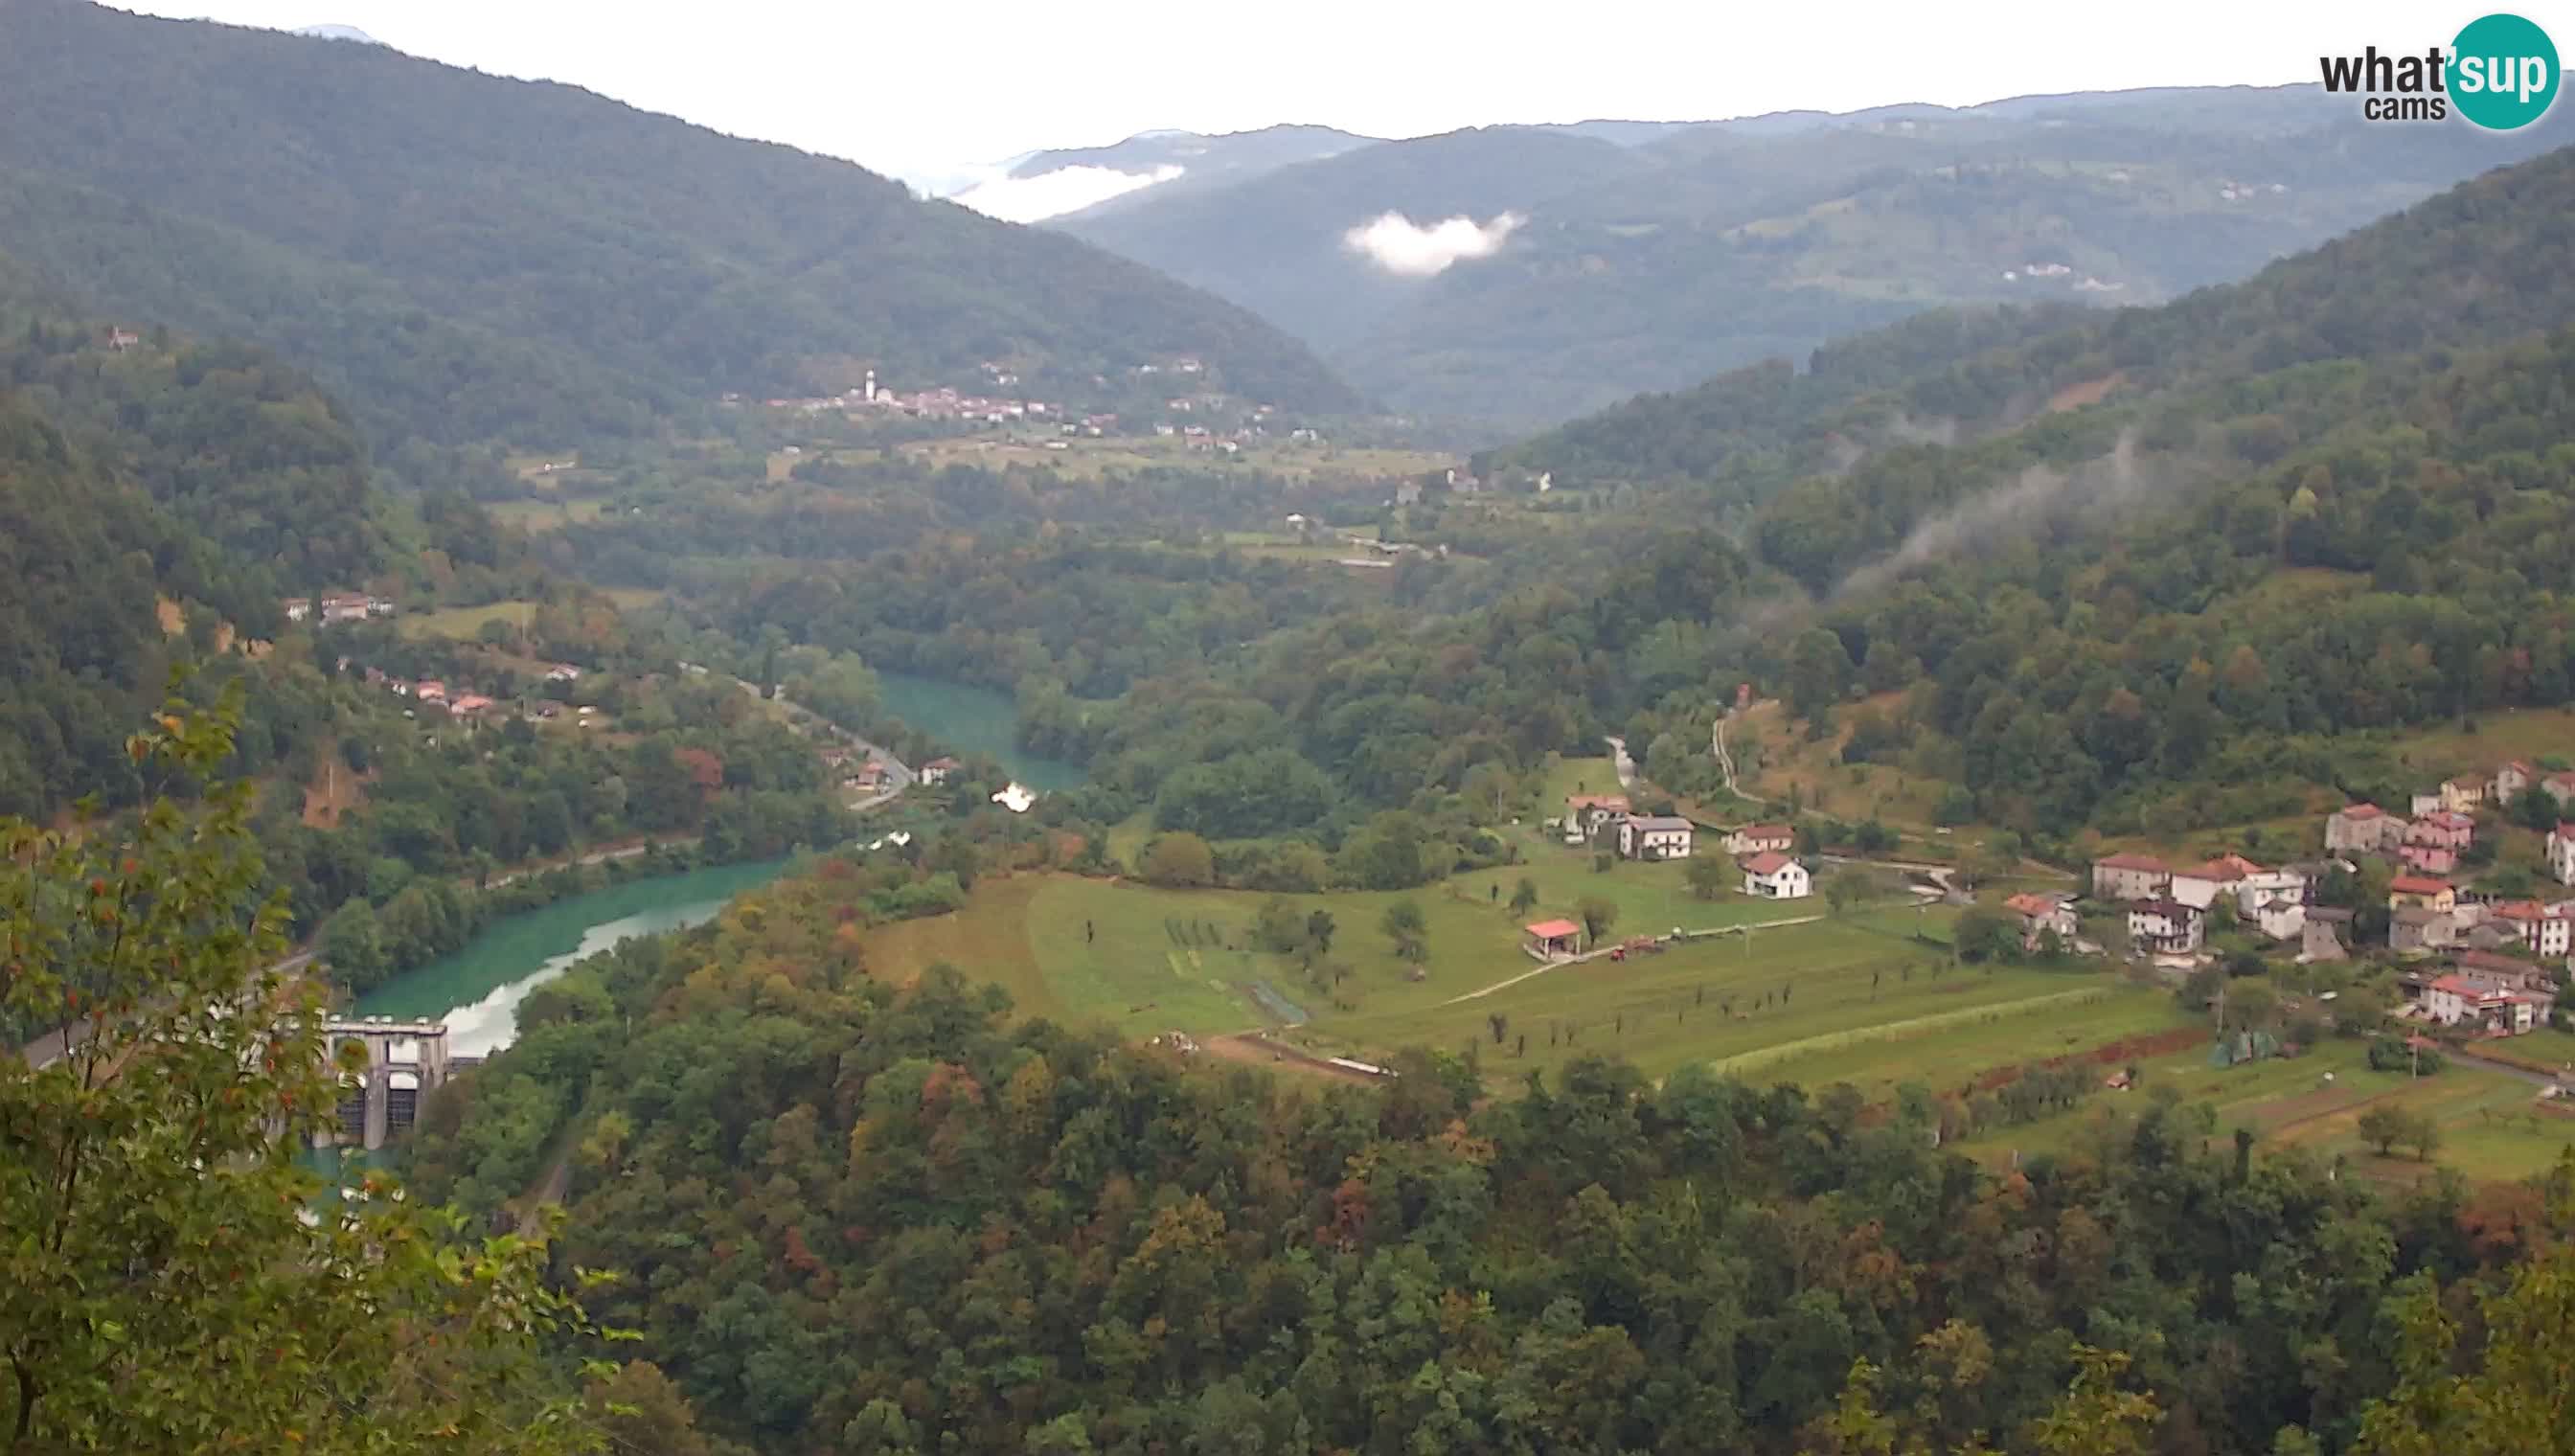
left=0, top=0, right=1365, bottom=450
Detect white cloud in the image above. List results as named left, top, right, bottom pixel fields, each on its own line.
left=949, top=164, right=1184, bottom=223
left=1341, top=211, right=1526, bottom=276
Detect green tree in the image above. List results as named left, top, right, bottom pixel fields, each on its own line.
left=1577, top=895, right=1618, bottom=949
left=1304, top=908, right=1336, bottom=954
left=1139, top=832, right=1216, bottom=888
left=1685, top=855, right=1728, bottom=901
left=1, top=695, right=615, bottom=1452
left=1380, top=899, right=1428, bottom=966
left=2357, top=1103, right=2409, bottom=1157
left=1509, top=876, right=1542, bottom=916
left=1953, top=907, right=2016, bottom=964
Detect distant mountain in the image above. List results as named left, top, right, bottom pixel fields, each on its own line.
left=291, top=23, right=378, bottom=43
left=0, top=0, right=1364, bottom=451
left=1051, top=86, right=2569, bottom=428
left=952, top=125, right=1379, bottom=223
left=1454, top=145, right=2575, bottom=839
left=1058, top=126, right=1652, bottom=357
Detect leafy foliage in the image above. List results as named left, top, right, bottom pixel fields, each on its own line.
left=0, top=696, right=619, bottom=1451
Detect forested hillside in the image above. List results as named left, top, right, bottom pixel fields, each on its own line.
left=606, top=141, right=2575, bottom=875
left=400, top=867, right=2564, bottom=1454
left=1060, top=88, right=2568, bottom=426
left=0, top=0, right=1363, bottom=451
left=0, top=281, right=393, bottom=815
left=1466, top=142, right=2575, bottom=841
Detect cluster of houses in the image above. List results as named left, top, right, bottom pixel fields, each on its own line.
left=344, top=660, right=592, bottom=729
left=283, top=592, right=396, bottom=625
left=2079, top=759, right=2575, bottom=1037
left=2087, top=852, right=2342, bottom=962
left=1557, top=797, right=1812, bottom=899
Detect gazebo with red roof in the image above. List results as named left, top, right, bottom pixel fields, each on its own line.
left=1523, top=919, right=1583, bottom=958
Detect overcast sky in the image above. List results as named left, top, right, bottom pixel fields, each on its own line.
left=110, top=1, right=2561, bottom=189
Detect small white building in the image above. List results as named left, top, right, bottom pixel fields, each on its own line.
left=1740, top=852, right=1811, bottom=899
left=1616, top=815, right=1695, bottom=861
left=2549, top=823, right=2575, bottom=886
left=2250, top=897, right=2307, bottom=943
left=1723, top=824, right=1794, bottom=856
left=918, top=757, right=959, bottom=786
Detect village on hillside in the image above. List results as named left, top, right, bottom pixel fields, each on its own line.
left=2087, top=759, right=2575, bottom=1041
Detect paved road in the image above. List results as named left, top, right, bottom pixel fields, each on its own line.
left=1604, top=736, right=1637, bottom=788
left=19, top=951, right=318, bottom=1070
left=2446, top=1043, right=2565, bottom=1090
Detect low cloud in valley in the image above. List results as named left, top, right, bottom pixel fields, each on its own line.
left=1341, top=210, right=1524, bottom=276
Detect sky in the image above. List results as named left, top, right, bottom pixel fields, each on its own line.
left=111, top=1, right=2567, bottom=191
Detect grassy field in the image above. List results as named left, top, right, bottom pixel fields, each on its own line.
left=856, top=850, right=1928, bottom=1044
left=1535, top=755, right=1628, bottom=815
left=1957, top=1032, right=2575, bottom=1186
left=1295, top=915, right=2129, bottom=1088
left=1736, top=980, right=2184, bottom=1100
left=1736, top=696, right=1962, bottom=830
left=396, top=601, right=537, bottom=640
left=2380, top=705, right=2575, bottom=780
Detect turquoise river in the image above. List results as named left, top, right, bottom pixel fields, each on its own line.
left=353, top=857, right=789, bottom=1058
left=873, top=670, right=1085, bottom=792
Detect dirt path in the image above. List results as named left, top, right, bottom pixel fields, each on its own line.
left=1713, top=713, right=1760, bottom=805
left=1200, top=1032, right=1381, bottom=1084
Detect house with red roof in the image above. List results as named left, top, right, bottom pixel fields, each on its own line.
left=2325, top=802, right=2405, bottom=855
left=2090, top=853, right=2171, bottom=902
left=2401, top=813, right=2472, bottom=876
left=918, top=756, right=961, bottom=786
left=2426, top=972, right=2542, bottom=1035
left=2486, top=899, right=2573, bottom=958
left=2004, top=892, right=2077, bottom=950
left=1564, top=794, right=1631, bottom=843
left=2387, top=875, right=2455, bottom=914
left=1739, top=852, right=1811, bottom=899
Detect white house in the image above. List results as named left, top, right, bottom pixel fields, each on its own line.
left=2250, top=897, right=2307, bottom=942
left=2549, top=823, right=2575, bottom=886
left=2127, top=899, right=2203, bottom=956
left=1565, top=795, right=1631, bottom=837
left=2426, top=973, right=2541, bottom=1035
left=917, top=756, right=960, bottom=785
left=1723, top=824, right=1794, bottom=855
left=1616, top=815, right=1695, bottom=861
left=1740, top=852, right=1811, bottom=899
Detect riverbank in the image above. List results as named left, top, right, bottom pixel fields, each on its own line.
left=353, top=856, right=791, bottom=1058
left=874, top=671, right=1085, bottom=792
